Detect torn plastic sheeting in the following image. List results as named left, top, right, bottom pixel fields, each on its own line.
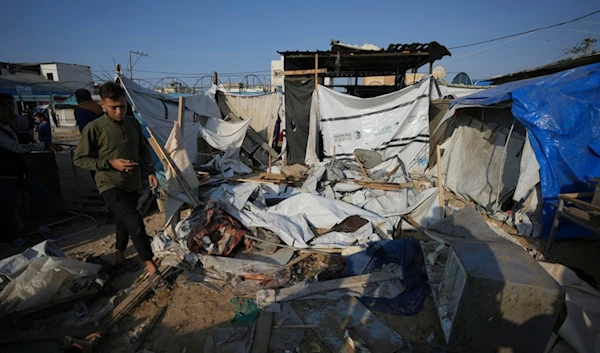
left=345, top=238, right=429, bottom=316
left=270, top=193, right=394, bottom=238
left=310, top=222, right=382, bottom=249
left=202, top=155, right=253, bottom=178
left=200, top=255, right=290, bottom=289
left=0, top=257, right=101, bottom=314
left=255, top=271, right=404, bottom=309
left=210, top=183, right=315, bottom=248
left=198, top=116, right=251, bottom=159
left=539, top=262, right=600, bottom=353
left=0, top=240, right=65, bottom=280
left=210, top=182, right=261, bottom=211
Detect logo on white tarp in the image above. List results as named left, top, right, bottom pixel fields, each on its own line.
left=318, top=79, right=431, bottom=172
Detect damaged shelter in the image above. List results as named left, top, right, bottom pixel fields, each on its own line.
left=279, top=40, right=452, bottom=165
left=3, top=47, right=600, bottom=353
left=430, top=62, right=600, bottom=242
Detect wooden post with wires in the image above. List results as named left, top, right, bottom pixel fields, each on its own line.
left=177, top=96, right=185, bottom=138
left=213, top=72, right=218, bottom=85
left=314, top=53, right=319, bottom=90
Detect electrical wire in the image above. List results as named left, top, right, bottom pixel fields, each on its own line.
left=567, top=28, right=600, bottom=35
left=449, top=9, right=600, bottom=49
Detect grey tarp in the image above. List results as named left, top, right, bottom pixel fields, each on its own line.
left=284, top=77, right=314, bottom=164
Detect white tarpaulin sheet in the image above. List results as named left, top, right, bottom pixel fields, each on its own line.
left=0, top=257, right=101, bottom=313
left=540, top=262, right=600, bottom=353
left=440, top=114, right=525, bottom=211
left=0, top=240, right=64, bottom=280
left=164, top=122, right=201, bottom=229
left=270, top=193, right=394, bottom=238
left=198, top=117, right=250, bottom=159
left=318, top=78, right=431, bottom=172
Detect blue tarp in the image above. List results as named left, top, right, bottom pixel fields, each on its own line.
left=345, top=238, right=429, bottom=316
left=451, top=63, right=600, bottom=238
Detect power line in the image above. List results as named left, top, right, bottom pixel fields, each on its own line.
left=449, top=9, right=600, bottom=49
left=567, top=28, right=600, bottom=35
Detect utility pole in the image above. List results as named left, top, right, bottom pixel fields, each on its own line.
left=128, top=51, right=148, bottom=79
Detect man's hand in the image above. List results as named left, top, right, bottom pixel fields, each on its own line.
left=109, top=159, right=138, bottom=172
left=148, top=174, right=158, bottom=190
left=46, top=143, right=63, bottom=152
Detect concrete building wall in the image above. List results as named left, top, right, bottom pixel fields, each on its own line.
left=40, top=63, right=93, bottom=90
left=271, top=60, right=283, bottom=88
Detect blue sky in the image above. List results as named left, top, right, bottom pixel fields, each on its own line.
left=2, top=0, right=599, bottom=85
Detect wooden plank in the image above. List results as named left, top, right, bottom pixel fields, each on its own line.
left=560, top=195, right=600, bottom=213
left=436, top=145, right=445, bottom=219
left=177, top=96, right=185, bottom=138
left=314, top=53, right=319, bottom=90
left=285, top=253, right=312, bottom=268
left=282, top=68, right=327, bottom=76
left=251, top=311, right=274, bottom=353
left=402, top=215, right=424, bottom=232
left=559, top=192, right=593, bottom=199
left=131, top=305, right=168, bottom=353
left=102, top=266, right=176, bottom=330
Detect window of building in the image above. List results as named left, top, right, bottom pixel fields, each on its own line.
left=46, top=73, right=54, bottom=80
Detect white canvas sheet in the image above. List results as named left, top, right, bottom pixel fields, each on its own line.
left=318, top=78, right=431, bottom=172
left=440, top=115, right=525, bottom=211
left=219, top=91, right=281, bottom=144
left=197, top=117, right=250, bottom=159
left=164, top=122, right=201, bottom=230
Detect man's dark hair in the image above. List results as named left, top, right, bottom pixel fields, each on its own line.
left=0, top=93, right=14, bottom=103
left=99, top=82, right=125, bottom=100
left=75, top=88, right=93, bottom=103
left=34, top=112, right=47, bottom=120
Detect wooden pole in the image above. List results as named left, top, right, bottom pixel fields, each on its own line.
left=314, top=53, right=319, bottom=90
left=177, top=96, right=185, bottom=137
left=146, top=126, right=200, bottom=207
left=436, top=145, right=445, bottom=219
left=213, top=71, right=218, bottom=85
left=354, top=152, right=369, bottom=179
left=268, top=155, right=272, bottom=174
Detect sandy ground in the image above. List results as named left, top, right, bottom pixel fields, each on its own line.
left=1, top=128, right=599, bottom=352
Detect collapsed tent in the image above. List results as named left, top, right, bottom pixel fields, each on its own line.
left=431, top=62, right=600, bottom=238
left=118, top=77, right=250, bottom=167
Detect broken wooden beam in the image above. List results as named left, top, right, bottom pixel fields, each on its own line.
left=251, top=311, right=274, bottom=353
left=131, top=305, right=168, bottom=353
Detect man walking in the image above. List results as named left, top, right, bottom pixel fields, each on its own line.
left=73, top=82, right=166, bottom=292
left=73, top=88, right=103, bottom=132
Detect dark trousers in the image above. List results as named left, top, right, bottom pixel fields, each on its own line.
left=101, top=188, right=153, bottom=262
left=0, top=177, right=48, bottom=242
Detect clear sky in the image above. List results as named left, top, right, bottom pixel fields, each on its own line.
left=1, top=0, right=599, bottom=85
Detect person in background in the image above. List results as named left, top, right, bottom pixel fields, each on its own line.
left=8, top=103, right=35, bottom=144
left=74, top=88, right=103, bottom=132
left=34, top=112, right=52, bottom=143
left=73, top=82, right=165, bottom=292
left=0, top=93, right=60, bottom=244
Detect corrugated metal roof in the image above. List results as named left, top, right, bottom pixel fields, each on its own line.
left=485, top=53, right=600, bottom=85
